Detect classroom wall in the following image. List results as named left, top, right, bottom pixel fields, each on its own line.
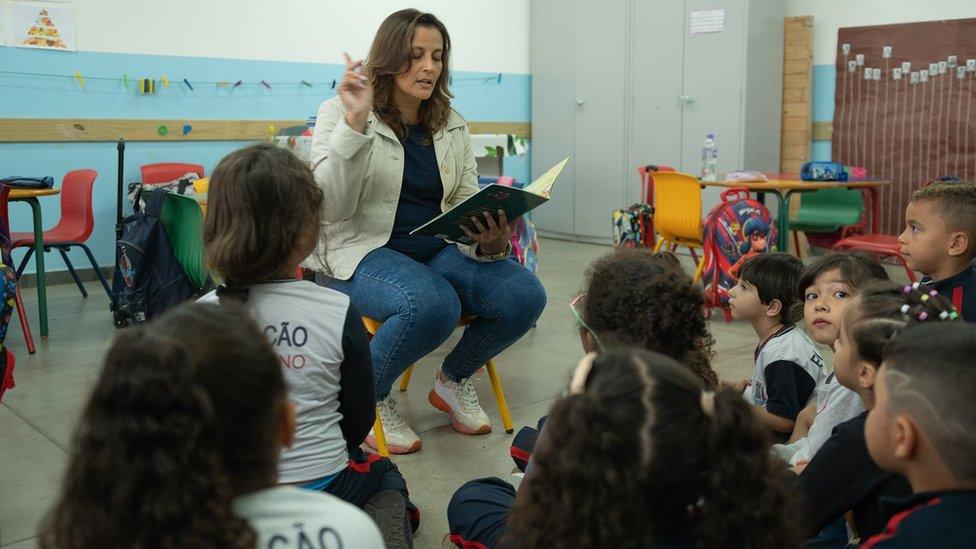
left=0, top=0, right=530, bottom=275
left=785, top=0, right=976, bottom=161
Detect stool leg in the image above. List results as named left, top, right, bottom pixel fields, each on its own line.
left=372, top=409, right=390, bottom=457
left=692, top=255, right=707, bottom=284
left=399, top=364, right=414, bottom=392
left=485, top=360, right=514, bottom=434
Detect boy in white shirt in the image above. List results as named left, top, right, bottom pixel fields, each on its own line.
left=724, top=253, right=826, bottom=441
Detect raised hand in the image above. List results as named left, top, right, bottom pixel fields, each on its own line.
left=338, top=52, right=373, bottom=133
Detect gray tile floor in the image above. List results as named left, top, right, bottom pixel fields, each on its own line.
left=2, top=239, right=899, bottom=548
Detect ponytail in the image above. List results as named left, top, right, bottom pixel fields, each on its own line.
left=40, top=323, right=255, bottom=548
left=697, top=389, right=802, bottom=549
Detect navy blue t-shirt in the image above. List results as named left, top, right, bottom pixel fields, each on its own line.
left=385, top=123, right=450, bottom=263
left=922, top=263, right=976, bottom=323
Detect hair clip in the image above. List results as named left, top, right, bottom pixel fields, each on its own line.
left=950, top=311, right=959, bottom=319
left=900, top=304, right=910, bottom=314
left=918, top=311, right=929, bottom=321
left=921, top=294, right=930, bottom=302
left=939, top=311, right=950, bottom=320
left=912, top=282, right=921, bottom=290
left=903, top=284, right=913, bottom=294
left=929, top=290, right=939, bottom=297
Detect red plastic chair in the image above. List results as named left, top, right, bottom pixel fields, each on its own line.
left=140, top=163, right=205, bottom=184
left=833, top=234, right=916, bottom=282
left=11, top=169, right=112, bottom=300
left=635, top=164, right=676, bottom=247
left=0, top=185, right=35, bottom=354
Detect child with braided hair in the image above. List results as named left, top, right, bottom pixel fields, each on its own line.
left=794, top=280, right=961, bottom=544
left=454, top=349, right=802, bottom=548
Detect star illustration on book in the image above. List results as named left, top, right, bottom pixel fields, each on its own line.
left=22, top=8, right=67, bottom=49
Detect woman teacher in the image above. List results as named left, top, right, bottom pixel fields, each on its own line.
left=310, top=9, right=546, bottom=454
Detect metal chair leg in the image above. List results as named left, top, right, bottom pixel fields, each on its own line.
left=78, top=244, right=113, bottom=299
left=57, top=247, right=87, bottom=298
left=399, top=364, right=414, bottom=392
left=793, top=231, right=803, bottom=258
left=15, top=248, right=34, bottom=278
left=372, top=409, right=390, bottom=457
left=485, top=360, right=514, bottom=434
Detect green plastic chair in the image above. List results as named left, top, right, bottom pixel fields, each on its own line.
left=789, top=187, right=863, bottom=257
left=159, top=192, right=211, bottom=290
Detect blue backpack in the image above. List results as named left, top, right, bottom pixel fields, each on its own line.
left=111, top=188, right=194, bottom=326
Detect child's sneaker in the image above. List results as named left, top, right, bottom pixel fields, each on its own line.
left=429, top=373, right=491, bottom=435
left=366, top=397, right=422, bottom=454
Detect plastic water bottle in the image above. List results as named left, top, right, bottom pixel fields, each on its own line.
left=701, top=133, right=718, bottom=182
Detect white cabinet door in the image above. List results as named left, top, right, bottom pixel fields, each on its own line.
left=680, top=0, right=746, bottom=185
left=530, top=0, right=577, bottom=235
left=630, top=0, right=686, bottom=204
left=572, top=0, right=630, bottom=238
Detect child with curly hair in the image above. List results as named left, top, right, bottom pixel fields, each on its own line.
left=794, top=280, right=959, bottom=543
left=448, top=249, right=723, bottom=547
left=39, top=303, right=383, bottom=549
left=452, top=349, right=801, bottom=548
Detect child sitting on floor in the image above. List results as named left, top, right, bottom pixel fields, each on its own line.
left=794, top=280, right=959, bottom=543
left=898, top=182, right=976, bottom=321
left=724, top=252, right=826, bottom=439
left=39, top=303, right=383, bottom=548
left=199, top=143, right=416, bottom=547
left=861, top=321, right=976, bottom=548
left=452, top=349, right=802, bottom=548
left=511, top=248, right=719, bottom=469
left=774, top=252, right=890, bottom=466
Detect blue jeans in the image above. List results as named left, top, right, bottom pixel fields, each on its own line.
left=321, top=246, right=547, bottom=399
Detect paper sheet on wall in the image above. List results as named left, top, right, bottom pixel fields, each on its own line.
left=690, top=9, right=725, bottom=34
left=5, top=2, right=76, bottom=51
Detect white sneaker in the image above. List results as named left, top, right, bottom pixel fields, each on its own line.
left=429, top=373, right=491, bottom=435
left=366, top=397, right=422, bottom=454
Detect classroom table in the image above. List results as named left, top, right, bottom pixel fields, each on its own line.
left=699, top=179, right=891, bottom=253
left=10, top=187, right=61, bottom=339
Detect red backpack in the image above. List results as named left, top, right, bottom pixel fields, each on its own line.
left=702, top=188, right=777, bottom=321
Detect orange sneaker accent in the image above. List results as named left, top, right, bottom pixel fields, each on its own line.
left=428, top=389, right=491, bottom=435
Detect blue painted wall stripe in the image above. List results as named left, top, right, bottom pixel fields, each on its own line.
left=0, top=48, right=531, bottom=275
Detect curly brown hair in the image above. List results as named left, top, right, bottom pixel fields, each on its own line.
left=367, top=9, right=454, bottom=140
left=507, top=349, right=802, bottom=548
left=580, top=249, right=718, bottom=389
left=39, top=303, right=286, bottom=548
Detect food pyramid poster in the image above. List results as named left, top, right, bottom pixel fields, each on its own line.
left=6, top=3, right=76, bottom=51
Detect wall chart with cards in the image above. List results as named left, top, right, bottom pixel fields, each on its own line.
left=832, top=18, right=976, bottom=235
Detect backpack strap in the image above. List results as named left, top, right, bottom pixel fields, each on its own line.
left=144, top=187, right=169, bottom=218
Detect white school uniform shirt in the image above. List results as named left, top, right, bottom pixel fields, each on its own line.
left=199, top=281, right=355, bottom=483
left=234, top=486, right=384, bottom=549
left=744, top=324, right=826, bottom=420
left=787, top=374, right=865, bottom=465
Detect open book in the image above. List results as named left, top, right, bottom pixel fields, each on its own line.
left=410, top=157, right=569, bottom=244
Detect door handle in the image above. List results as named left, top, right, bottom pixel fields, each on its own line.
left=679, top=95, right=695, bottom=104
left=576, top=99, right=585, bottom=106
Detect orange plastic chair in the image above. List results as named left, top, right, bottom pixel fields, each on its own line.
left=140, top=163, right=204, bottom=184
left=650, top=171, right=707, bottom=282
left=362, top=315, right=514, bottom=457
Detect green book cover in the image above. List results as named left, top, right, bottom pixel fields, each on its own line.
left=411, top=157, right=569, bottom=244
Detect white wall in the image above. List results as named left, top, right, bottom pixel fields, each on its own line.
left=786, top=0, right=976, bottom=65
left=73, top=0, right=530, bottom=73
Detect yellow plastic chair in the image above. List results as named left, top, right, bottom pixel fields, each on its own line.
left=192, top=177, right=209, bottom=216
left=363, top=315, right=515, bottom=457
left=650, top=171, right=707, bottom=283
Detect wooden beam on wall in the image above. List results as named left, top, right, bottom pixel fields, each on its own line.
left=780, top=15, right=813, bottom=175
left=0, top=118, right=532, bottom=143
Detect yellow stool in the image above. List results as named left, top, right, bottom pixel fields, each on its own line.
left=363, top=315, right=515, bottom=457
